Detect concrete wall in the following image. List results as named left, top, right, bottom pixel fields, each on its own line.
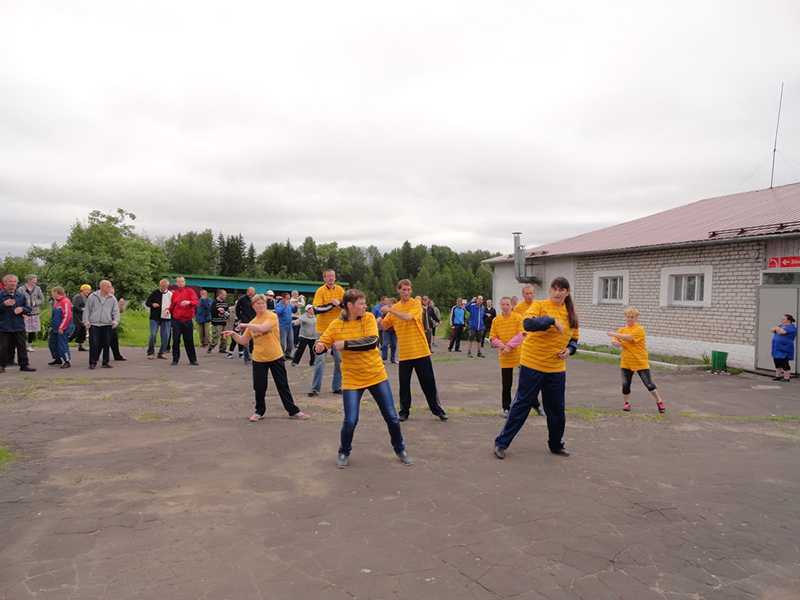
left=491, top=261, right=526, bottom=301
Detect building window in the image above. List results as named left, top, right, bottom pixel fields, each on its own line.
left=592, top=270, right=629, bottom=305
left=671, top=274, right=704, bottom=303
left=600, top=276, right=624, bottom=302
left=660, top=266, right=713, bottom=308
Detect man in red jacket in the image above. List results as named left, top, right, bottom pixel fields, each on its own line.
left=170, top=276, right=199, bottom=366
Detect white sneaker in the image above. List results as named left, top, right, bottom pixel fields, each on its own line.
left=27, top=345, right=35, bottom=352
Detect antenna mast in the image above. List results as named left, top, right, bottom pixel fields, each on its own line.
left=770, top=82, right=784, bottom=189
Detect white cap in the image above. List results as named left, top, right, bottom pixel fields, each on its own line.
left=266, top=290, right=275, bottom=296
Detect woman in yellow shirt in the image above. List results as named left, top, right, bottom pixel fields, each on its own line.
left=315, top=289, right=412, bottom=468
left=489, top=297, right=524, bottom=416
left=494, top=277, right=579, bottom=459
left=607, top=306, right=666, bottom=414
left=223, top=294, right=310, bottom=423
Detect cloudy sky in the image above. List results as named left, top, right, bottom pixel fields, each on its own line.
left=2, top=1, right=799, bottom=257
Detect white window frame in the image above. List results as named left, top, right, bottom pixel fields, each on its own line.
left=659, top=265, right=713, bottom=308
left=592, top=270, right=629, bottom=305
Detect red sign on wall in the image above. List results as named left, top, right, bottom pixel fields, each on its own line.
left=768, top=256, right=800, bottom=268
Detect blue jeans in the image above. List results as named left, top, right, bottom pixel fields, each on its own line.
left=311, top=347, right=342, bottom=393
left=49, top=323, right=74, bottom=362
left=495, top=366, right=566, bottom=452
left=340, top=379, right=405, bottom=456
left=147, top=319, right=171, bottom=355
left=381, top=329, right=397, bottom=362
left=279, top=324, right=294, bottom=356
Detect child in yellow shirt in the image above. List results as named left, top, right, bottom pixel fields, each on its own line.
left=607, top=306, right=666, bottom=414
left=489, top=297, right=524, bottom=415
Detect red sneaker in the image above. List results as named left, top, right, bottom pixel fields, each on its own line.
left=622, top=401, right=631, bottom=412
left=656, top=401, right=666, bottom=414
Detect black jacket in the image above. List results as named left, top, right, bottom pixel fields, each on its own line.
left=210, top=299, right=230, bottom=326
left=235, top=295, right=256, bottom=323
left=145, top=289, right=169, bottom=321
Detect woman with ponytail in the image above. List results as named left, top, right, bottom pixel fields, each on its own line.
left=315, top=289, right=412, bottom=468
left=494, top=277, right=579, bottom=459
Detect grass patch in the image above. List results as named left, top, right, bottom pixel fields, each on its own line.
left=572, top=352, right=620, bottom=366
left=133, top=411, right=167, bottom=423
left=578, top=343, right=705, bottom=365
left=431, top=355, right=469, bottom=364
left=0, top=446, right=16, bottom=470
left=679, top=410, right=800, bottom=424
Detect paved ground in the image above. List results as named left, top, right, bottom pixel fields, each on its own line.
left=0, top=344, right=799, bottom=600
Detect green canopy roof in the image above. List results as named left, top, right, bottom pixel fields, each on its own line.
left=162, top=274, right=348, bottom=294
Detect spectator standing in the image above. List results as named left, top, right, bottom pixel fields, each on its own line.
left=235, top=287, right=257, bottom=363
left=465, top=295, right=486, bottom=358
left=0, top=274, right=36, bottom=372
left=292, top=304, right=318, bottom=366
left=448, top=298, right=467, bottom=352
left=196, top=289, right=213, bottom=347
left=372, top=297, right=387, bottom=349
left=429, top=300, right=441, bottom=347
left=770, top=314, right=797, bottom=382
left=290, top=290, right=302, bottom=345
left=19, top=274, right=44, bottom=351
left=145, top=279, right=172, bottom=359
left=421, top=296, right=440, bottom=350
left=69, top=284, right=91, bottom=352
left=170, top=276, right=199, bottom=366
left=482, top=299, right=496, bottom=349
left=207, top=289, right=230, bottom=354
left=84, top=280, right=119, bottom=370
left=109, top=290, right=127, bottom=361
left=275, top=292, right=296, bottom=359
left=381, top=298, right=398, bottom=363
left=48, top=287, right=74, bottom=369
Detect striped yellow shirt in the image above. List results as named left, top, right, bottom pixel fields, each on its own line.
left=513, top=299, right=534, bottom=318
left=319, top=313, right=386, bottom=389
left=313, top=284, right=345, bottom=335
left=520, top=299, right=579, bottom=373
left=489, top=312, right=524, bottom=368
left=381, top=297, right=431, bottom=362
left=246, top=311, right=283, bottom=363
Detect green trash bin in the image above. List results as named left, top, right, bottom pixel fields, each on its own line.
left=711, top=350, right=728, bottom=372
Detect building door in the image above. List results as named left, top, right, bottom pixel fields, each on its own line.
left=756, top=286, right=799, bottom=373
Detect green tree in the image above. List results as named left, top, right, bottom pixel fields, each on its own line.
left=29, top=209, right=166, bottom=301
left=246, top=243, right=257, bottom=277
left=163, top=229, right=217, bottom=274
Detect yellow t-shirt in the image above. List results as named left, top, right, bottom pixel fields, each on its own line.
left=617, top=324, right=649, bottom=371
left=313, top=284, right=345, bottom=334
left=520, top=299, right=579, bottom=373
left=319, top=312, right=386, bottom=390
left=489, top=312, right=524, bottom=368
left=246, top=311, right=283, bottom=363
left=513, top=299, right=534, bottom=317
left=381, top=297, right=431, bottom=362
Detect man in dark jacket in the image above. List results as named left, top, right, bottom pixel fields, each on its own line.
left=145, top=279, right=172, bottom=359
left=234, top=287, right=256, bottom=363
left=207, top=289, right=230, bottom=353
left=69, top=284, right=91, bottom=352
left=482, top=298, right=496, bottom=349
left=1, top=274, right=36, bottom=372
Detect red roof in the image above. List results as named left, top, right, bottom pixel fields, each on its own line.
left=526, top=182, right=800, bottom=258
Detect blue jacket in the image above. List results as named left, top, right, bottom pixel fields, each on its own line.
left=372, top=303, right=383, bottom=319
left=274, top=300, right=294, bottom=328
left=196, top=297, right=213, bottom=324
left=772, top=323, right=797, bottom=360
left=451, top=306, right=466, bottom=326
left=0, top=290, right=30, bottom=333
left=466, top=302, right=486, bottom=331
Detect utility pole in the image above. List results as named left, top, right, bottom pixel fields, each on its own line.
left=770, top=82, right=784, bottom=189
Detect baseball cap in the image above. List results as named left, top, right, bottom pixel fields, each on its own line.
left=266, top=290, right=275, bottom=296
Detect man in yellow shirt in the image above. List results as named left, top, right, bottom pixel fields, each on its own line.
left=512, top=284, right=535, bottom=317
left=380, top=279, right=448, bottom=421
left=309, top=269, right=345, bottom=397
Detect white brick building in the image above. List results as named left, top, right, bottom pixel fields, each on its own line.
left=484, top=184, right=800, bottom=371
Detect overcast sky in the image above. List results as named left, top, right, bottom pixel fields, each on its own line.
left=2, top=1, right=799, bottom=258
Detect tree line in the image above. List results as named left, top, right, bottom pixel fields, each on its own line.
left=1, top=209, right=499, bottom=309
